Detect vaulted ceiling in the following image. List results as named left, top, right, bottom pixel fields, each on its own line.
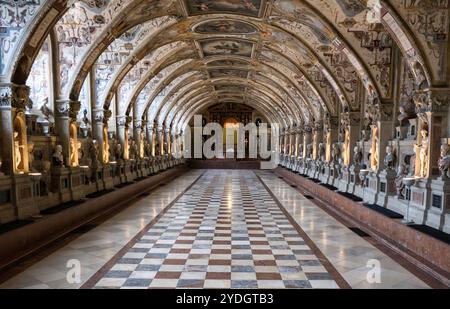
left=2, top=0, right=448, bottom=134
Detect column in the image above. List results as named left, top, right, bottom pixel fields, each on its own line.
left=303, top=126, right=312, bottom=158
left=0, top=84, right=16, bottom=174
left=146, top=122, right=154, bottom=156
left=164, top=128, right=171, bottom=156
left=92, top=109, right=105, bottom=163
left=156, top=125, right=163, bottom=156
left=325, top=117, right=339, bottom=162
left=133, top=119, right=142, bottom=159
left=295, top=129, right=302, bottom=157
left=312, top=122, right=323, bottom=160
left=116, top=116, right=126, bottom=157
left=289, top=129, right=295, bottom=156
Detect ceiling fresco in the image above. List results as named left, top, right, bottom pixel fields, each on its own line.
left=200, top=39, right=254, bottom=57
left=194, top=20, right=258, bottom=34
left=5, top=0, right=449, bottom=135
left=208, top=69, right=249, bottom=79
left=185, top=0, right=263, bottom=17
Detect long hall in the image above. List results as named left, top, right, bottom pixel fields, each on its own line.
left=0, top=0, right=449, bottom=291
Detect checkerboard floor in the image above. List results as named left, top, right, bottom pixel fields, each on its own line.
left=92, top=170, right=340, bottom=289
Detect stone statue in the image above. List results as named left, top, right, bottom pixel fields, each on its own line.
left=306, top=144, right=313, bottom=159
left=144, top=141, right=152, bottom=158
left=69, top=138, right=81, bottom=167
left=438, top=144, right=450, bottom=179
left=318, top=143, right=325, bottom=162
left=395, top=164, right=408, bottom=199
left=89, top=139, right=100, bottom=167
left=139, top=133, right=145, bottom=158
left=353, top=145, right=363, bottom=166
left=108, top=139, right=116, bottom=162
left=40, top=98, right=52, bottom=121
left=115, top=142, right=123, bottom=162
left=129, top=139, right=137, bottom=160
left=40, top=161, right=52, bottom=195
left=332, top=143, right=340, bottom=163
left=103, top=138, right=109, bottom=163
left=416, top=129, right=429, bottom=178
left=28, top=142, right=36, bottom=172
left=371, top=126, right=379, bottom=171
left=408, top=154, right=416, bottom=177
left=384, top=146, right=395, bottom=169
left=13, top=131, right=23, bottom=171
left=52, top=144, right=64, bottom=167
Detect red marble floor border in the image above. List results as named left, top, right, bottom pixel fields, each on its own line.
left=275, top=167, right=450, bottom=288
left=81, top=171, right=206, bottom=289
left=254, top=173, right=352, bottom=289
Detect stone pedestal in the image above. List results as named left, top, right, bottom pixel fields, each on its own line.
left=363, top=172, right=380, bottom=205
left=376, top=169, right=397, bottom=207
left=124, top=160, right=135, bottom=182
left=69, top=167, right=86, bottom=200
left=338, top=166, right=351, bottom=193
left=13, top=174, right=40, bottom=219
left=408, top=179, right=430, bottom=224
left=319, top=162, right=331, bottom=184
left=114, top=161, right=126, bottom=184
left=90, top=166, right=105, bottom=192
left=312, top=161, right=322, bottom=179
left=326, top=163, right=339, bottom=187
left=0, top=176, right=14, bottom=224
left=51, top=167, right=72, bottom=203
left=427, top=178, right=450, bottom=230
left=102, top=165, right=114, bottom=189
left=295, top=156, right=301, bottom=171
left=347, top=165, right=360, bottom=194
left=396, top=126, right=408, bottom=140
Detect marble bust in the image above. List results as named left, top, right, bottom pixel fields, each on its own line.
left=52, top=145, right=64, bottom=167
left=438, top=144, right=450, bottom=179
left=353, top=145, right=362, bottom=166
left=384, top=146, right=395, bottom=169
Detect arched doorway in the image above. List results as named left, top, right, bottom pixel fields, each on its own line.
left=224, top=117, right=238, bottom=157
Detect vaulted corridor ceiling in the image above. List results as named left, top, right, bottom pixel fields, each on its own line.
left=2, top=0, right=447, bottom=135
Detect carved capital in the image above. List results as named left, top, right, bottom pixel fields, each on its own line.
left=414, top=89, right=450, bottom=114
left=116, top=116, right=127, bottom=127
left=55, top=100, right=70, bottom=117
left=93, top=110, right=104, bottom=123
left=0, top=84, right=30, bottom=110
left=69, top=100, right=81, bottom=120
left=134, top=120, right=142, bottom=129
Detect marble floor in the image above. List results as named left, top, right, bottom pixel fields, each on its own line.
left=0, top=170, right=430, bottom=289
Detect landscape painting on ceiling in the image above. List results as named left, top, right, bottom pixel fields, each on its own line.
left=215, top=85, right=246, bottom=93
left=201, top=39, right=254, bottom=57
left=185, top=0, right=262, bottom=17
left=194, top=20, right=257, bottom=34
left=208, top=69, right=249, bottom=79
